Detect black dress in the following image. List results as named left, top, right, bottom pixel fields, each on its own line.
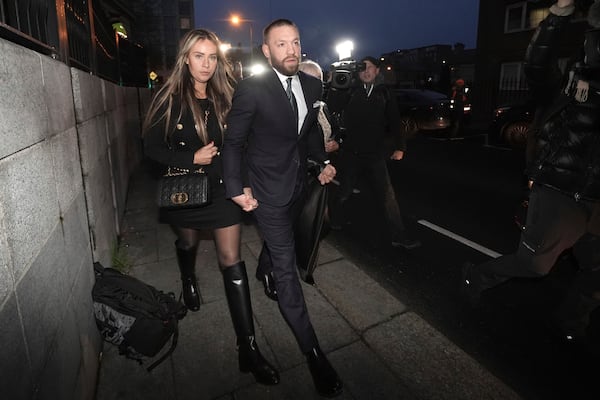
left=144, top=98, right=241, bottom=229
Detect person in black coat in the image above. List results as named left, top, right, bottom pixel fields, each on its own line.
left=221, top=19, right=343, bottom=398
left=328, top=56, right=420, bottom=250
left=143, top=28, right=279, bottom=386
left=462, top=0, right=600, bottom=343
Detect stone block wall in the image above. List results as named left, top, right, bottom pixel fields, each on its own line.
left=0, top=37, right=148, bottom=399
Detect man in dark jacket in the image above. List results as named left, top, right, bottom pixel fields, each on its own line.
left=329, top=56, right=420, bottom=249
left=462, top=0, right=600, bottom=342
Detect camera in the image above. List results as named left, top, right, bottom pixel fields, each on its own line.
left=329, top=60, right=366, bottom=90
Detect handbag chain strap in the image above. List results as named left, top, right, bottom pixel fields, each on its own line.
left=165, top=166, right=205, bottom=177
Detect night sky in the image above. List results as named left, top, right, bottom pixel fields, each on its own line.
left=194, top=0, right=480, bottom=66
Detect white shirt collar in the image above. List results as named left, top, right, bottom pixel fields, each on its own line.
left=272, top=68, right=306, bottom=134
left=273, top=68, right=297, bottom=86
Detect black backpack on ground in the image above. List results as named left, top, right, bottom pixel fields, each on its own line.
left=92, top=262, right=187, bottom=371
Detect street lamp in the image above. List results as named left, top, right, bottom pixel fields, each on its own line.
left=220, top=42, right=232, bottom=53
left=230, top=14, right=254, bottom=62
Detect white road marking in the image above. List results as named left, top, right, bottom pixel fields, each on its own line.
left=417, top=219, right=503, bottom=258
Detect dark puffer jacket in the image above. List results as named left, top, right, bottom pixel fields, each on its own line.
left=524, top=11, right=600, bottom=201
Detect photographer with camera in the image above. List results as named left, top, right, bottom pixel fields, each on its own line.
left=328, top=56, right=420, bottom=250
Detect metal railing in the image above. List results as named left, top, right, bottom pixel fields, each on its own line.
left=0, top=0, right=147, bottom=87
left=0, top=0, right=58, bottom=55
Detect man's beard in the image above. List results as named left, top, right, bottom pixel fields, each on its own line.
left=271, top=56, right=299, bottom=76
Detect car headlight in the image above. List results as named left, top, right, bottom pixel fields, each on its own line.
left=493, top=106, right=511, bottom=118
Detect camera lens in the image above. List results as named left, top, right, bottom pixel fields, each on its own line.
left=335, top=74, right=348, bottom=85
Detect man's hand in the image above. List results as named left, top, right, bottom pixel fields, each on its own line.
left=390, top=150, right=405, bottom=160
left=325, top=139, right=340, bottom=153
left=232, top=187, right=258, bottom=212
left=317, top=164, right=337, bottom=185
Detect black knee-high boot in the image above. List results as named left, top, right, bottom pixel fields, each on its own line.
left=222, top=261, right=280, bottom=385
left=175, top=241, right=201, bottom=311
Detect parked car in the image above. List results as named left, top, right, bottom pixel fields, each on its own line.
left=394, top=89, right=453, bottom=137
left=490, top=103, right=534, bottom=148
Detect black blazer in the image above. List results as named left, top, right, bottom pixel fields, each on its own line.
left=143, top=98, right=224, bottom=183
left=222, top=69, right=327, bottom=207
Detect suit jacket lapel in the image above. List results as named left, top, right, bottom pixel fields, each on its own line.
left=264, top=69, right=317, bottom=138
left=265, top=70, right=298, bottom=131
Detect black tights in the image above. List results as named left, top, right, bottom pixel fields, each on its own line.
left=171, top=224, right=242, bottom=268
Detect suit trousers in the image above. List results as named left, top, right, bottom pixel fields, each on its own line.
left=476, top=184, right=600, bottom=291
left=253, top=177, right=319, bottom=353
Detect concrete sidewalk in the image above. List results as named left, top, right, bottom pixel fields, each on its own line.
left=95, top=163, right=521, bottom=400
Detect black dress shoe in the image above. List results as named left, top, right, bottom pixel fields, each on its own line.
left=305, top=347, right=343, bottom=398
left=460, top=262, right=480, bottom=306
left=460, top=262, right=507, bottom=308
left=256, top=271, right=278, bottom=301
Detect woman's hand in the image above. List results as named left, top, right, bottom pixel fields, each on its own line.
left=193, top=141, right=219, bottom=165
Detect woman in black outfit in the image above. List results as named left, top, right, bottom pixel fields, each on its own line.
left=142, top=29, right=279, bottom=385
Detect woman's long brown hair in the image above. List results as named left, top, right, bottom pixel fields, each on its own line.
left=142, top=29, right=236, bottom=144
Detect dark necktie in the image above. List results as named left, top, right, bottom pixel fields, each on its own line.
left=286, top=77, right=298, bottom=121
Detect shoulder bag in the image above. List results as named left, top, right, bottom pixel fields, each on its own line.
left=157, top=166, right=210, bottom=209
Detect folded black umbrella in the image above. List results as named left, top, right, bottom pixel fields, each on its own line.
left=295, top=175, right=329, bottom=284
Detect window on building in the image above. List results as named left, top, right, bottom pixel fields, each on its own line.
left=504, top=2, right=549, bottom=33
left=529, top=7, right=549, bottom=28
left=505, top=3, right=527, bottom=32
left=180, top=17, right=191, bottom=29
left=499, top=62, right=528, bottom=90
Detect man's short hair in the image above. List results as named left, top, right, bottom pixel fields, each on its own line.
left=263, top=19, right=297, bottom=44
left=360, top=56, right=380, bottom=68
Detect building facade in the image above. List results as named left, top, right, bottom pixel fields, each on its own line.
left=128, top=0, right=195, bottom=83
left=473, top=0, right=589, bottom=122
left=380, top=43, right=476, bottom=96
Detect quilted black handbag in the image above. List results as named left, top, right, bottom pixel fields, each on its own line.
left=157, top=167, right=210, bottom=209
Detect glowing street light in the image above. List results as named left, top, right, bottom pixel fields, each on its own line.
left=220, top=42, right=232, bottom=53
left=250, top=64, right=266, bottom=75
left=230, top=14, right=254, bottom=62
left=335, top=40, right=354, bottom=60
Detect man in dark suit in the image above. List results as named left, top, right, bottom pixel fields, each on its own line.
left=221, top=19, right=343, bottom=398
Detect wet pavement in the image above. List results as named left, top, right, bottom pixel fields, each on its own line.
left=94, top=160, right=522, bottom=400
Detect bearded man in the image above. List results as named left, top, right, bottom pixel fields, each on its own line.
left=222, top=18, right=342, bottom=398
